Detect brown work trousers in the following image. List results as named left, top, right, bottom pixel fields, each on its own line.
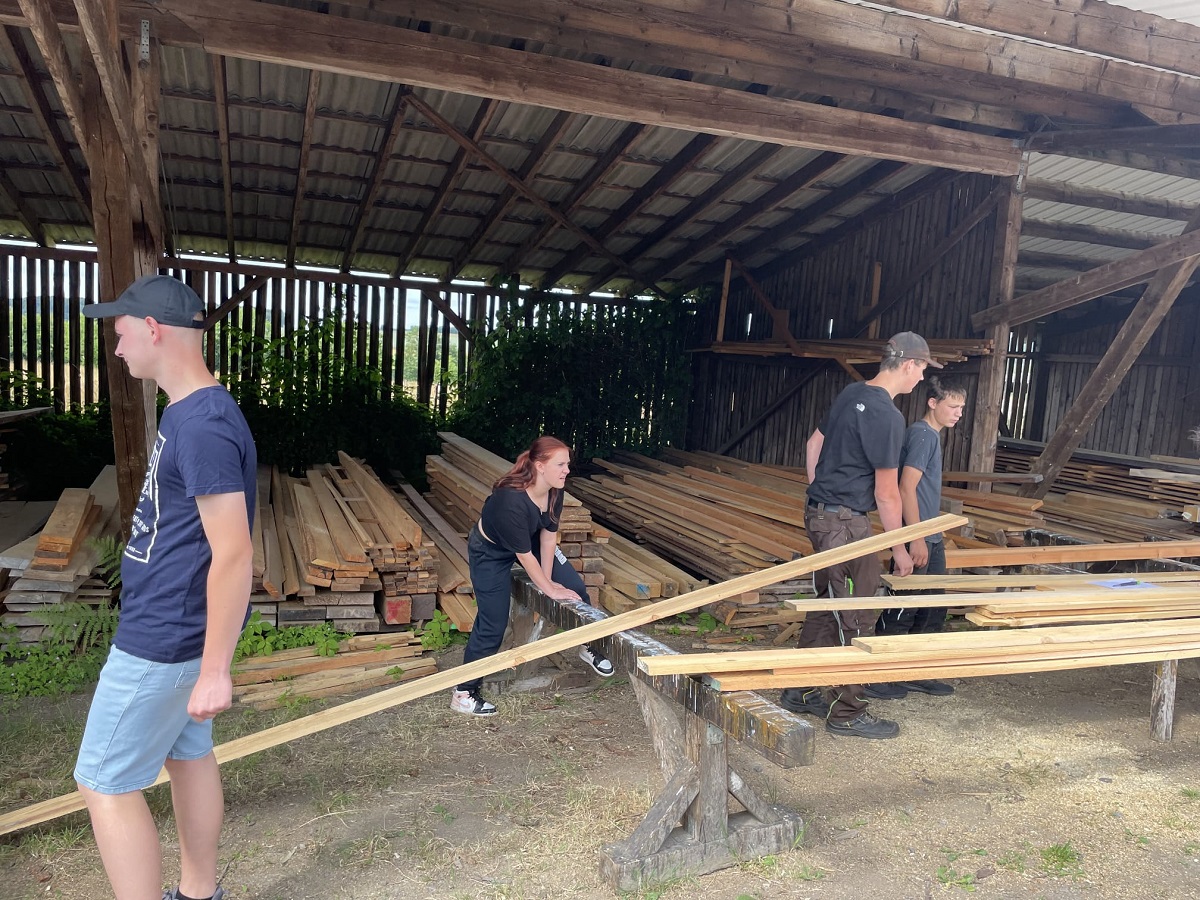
left=797, top=506, right=882, bottom=724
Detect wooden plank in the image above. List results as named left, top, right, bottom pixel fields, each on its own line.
left=305, top=469, right=369, bottom=563
left=882, top=571, right=1200, bottom=591
left=0, top=513, right=962, bottom=836
left=36, top=488, right=94, bottom=553
left=338, top=452, right=422, bottom=548
left=944, top=539, right=1200, bottom=569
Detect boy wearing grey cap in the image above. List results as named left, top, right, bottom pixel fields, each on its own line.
left=780, top=332, right=940, bottom=739
left=73, top=275, right=255, bottom=900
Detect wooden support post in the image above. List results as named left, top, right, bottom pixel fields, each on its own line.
left=1020, top=206, right=1200, bottom=499
left=716, top=256, right=732, bottom=344
left=968, top=168, right=1026, bottom=486
left=1151, top=660, right=1177, bottom=743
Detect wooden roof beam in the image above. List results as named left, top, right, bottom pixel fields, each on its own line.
left=287, top=69, right=321, bottom=268
left=392, top=98, right=499, bottom=278
left=15, top=1, right=88, bottom=159
left=446, top=109, right=574, bottom=281
left=144, top=0, right=1024, bottom=177
left=0, top=166, right=46, bottom=243
left=973, top=227, right=1200, bottom=330
left=871, top=0, right=1200, bottom=81
left=496, top=122, right=645, bottom=281
left=1021, top=219, right=1172, bottom=252
left=404, top=91, right=650, bottom=289
left=638, top=152, right=846, bottom=287
left=208, top=53, right=235, bottom=261
left=1019, top=251, right=1126, bottom=274
left=341, top=87, right=410, bottom=273
left=1026, top=179, right=1196, bottom=223
left=0, top=25, right=90, bottom=220
left=69, top=0, right=161, bottom=249
left=1029, top=124, right=1200, bottom=155
left=580, top=143, right=784, bottom=295
left=326, top=0, right=1133, bottom=127
left=540, top=133, right=718, bottom=290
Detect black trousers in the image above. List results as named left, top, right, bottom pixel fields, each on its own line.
left=456, top=526, right=593, bottom=693
left=877, top=538, right=948, bottom=635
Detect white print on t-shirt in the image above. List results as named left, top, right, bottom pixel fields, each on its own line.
left=855, top=403, right=865, bottom=412
left=124, top=431, right=165, bottom=564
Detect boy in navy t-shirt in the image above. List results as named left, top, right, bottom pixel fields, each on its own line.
left=74, top=276, right=255, bottom=900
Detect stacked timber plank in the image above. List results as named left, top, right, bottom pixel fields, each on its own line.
left=233, top=631, right=437, bottom=709
left=706, top=336, right=991, bottom=366
left=253, top=455, right=439, bottom=632
left=0, top=467, right=120, bottom=643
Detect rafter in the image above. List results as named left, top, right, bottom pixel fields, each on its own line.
left=404, top=91, right=650, bottom=288
left=0, top=25, right=90, bottom=219
left=1021, top=219, right=1171, bottom=252
left=540, top=133, right=718, bottom=290
left=497, top=121, right=645, bottom=280
left=446, top=109, right=573, bottom=281
left=342, top=87, right=410, bottom=273
left=209, top=53, right=236, bottom=261
left=1029, top=124, right=1200, bottom=155
left=638, top=152, right=845, bottom=287
left=0, top=165, right=45, bottom=243
left=14, top=0, right=87, bottom=158
left=287, top=69, right=321, bottom=267
left=580, top=142, right=783, bottom=295
left=392, top=98, right=498, bottom=278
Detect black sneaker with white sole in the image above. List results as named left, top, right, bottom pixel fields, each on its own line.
left=579, top=645, right=615, bottom=676
left=450, top=688, right=497, bottom=716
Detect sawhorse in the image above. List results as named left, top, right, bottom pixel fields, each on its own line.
left=510, top=575, right=811, bottom=892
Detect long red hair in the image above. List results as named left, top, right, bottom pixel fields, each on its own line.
left=495, top=436, right=571, bottom=522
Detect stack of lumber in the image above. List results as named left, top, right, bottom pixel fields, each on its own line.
left=250, top=454, right=438, bottom=633
left=638, top=619, right=1200, bottom=691
left=0, top=467, right=120, bottom=643
left=425, top=432, right=606, bottom=605
left=233, top=631, right=437, bottom=710
left=392, top=479, right=475, bottom=632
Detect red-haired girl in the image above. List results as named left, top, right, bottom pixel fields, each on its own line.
left=451, top=436, right=614, bottom=716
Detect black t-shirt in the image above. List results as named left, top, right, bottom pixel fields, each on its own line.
left=479, top=486, right=563, bottom=554
left=807, top=381, right=904, bottom=513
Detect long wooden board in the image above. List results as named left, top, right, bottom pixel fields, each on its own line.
left=945, top=539, right=1200, bottom=568
left=0, top=513, right=963, bottom=836
left=882, top=571, right=1200, bottom=591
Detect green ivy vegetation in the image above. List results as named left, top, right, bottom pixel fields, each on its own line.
left=222, top=317, right=440, bottom=482
left=447, top=291, right=696, bottom=460
left=233, top=611, right=343, bottom=662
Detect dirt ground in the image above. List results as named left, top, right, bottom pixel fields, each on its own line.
left=5, top=646, right=1200, bottom=900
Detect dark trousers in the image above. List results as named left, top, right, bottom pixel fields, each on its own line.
left=877, top=539, right=948, bottom=635
left=796, top=508, right=881, bottom=724
left=457, top=527, right=593, bottom=693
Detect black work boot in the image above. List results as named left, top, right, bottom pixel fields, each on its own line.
left=863, top=681, right=909, bottom=700
left=825, top=711, right=900, bottom=739
left=900, top=678, right=954, bottom=696
left=779, top=688, right=831, bottom=719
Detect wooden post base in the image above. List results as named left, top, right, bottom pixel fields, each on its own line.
left=598, top=680, right=804, bottom=892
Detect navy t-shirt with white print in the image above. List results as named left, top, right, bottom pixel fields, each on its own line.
left=114, top=385, right=256, bottom=664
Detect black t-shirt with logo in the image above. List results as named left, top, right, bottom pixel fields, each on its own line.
left=807, top=381, right=904, bottom=513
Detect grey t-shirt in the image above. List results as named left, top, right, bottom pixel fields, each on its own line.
left=900, top=419, right=944, bottom=544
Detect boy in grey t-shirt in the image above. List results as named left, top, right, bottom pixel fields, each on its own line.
left=872, top=376, right=966, bottom=698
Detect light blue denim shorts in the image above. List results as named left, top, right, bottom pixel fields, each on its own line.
left=74, top=645, right=214, bottom=795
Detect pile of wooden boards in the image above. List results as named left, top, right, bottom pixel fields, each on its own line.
left=706, top=337, right=992, bottom=365
left=233, top=631, right=437, bottom=710
left=250, top=453, right=438, bottom=632
left=0, top=467, right=120, bottom=644
left=639, top=619, right=1200, bottom=691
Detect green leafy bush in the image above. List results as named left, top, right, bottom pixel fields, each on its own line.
left=419, top=610, right=466, bottom=651
left=0, top=603, right=119, bottom=698
left=222, top=318, right=440, bottom=482
left=447, top=294, right=695, bottom=460
left=3, top=401, right=115, bottom=500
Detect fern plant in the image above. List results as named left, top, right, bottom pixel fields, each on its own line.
left=90, top=534, right=125, bottom=592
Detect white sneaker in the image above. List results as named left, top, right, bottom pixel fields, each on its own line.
left=450, top=688, right=497, bottom=716
left=579, top=645, right=615, bottom=677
